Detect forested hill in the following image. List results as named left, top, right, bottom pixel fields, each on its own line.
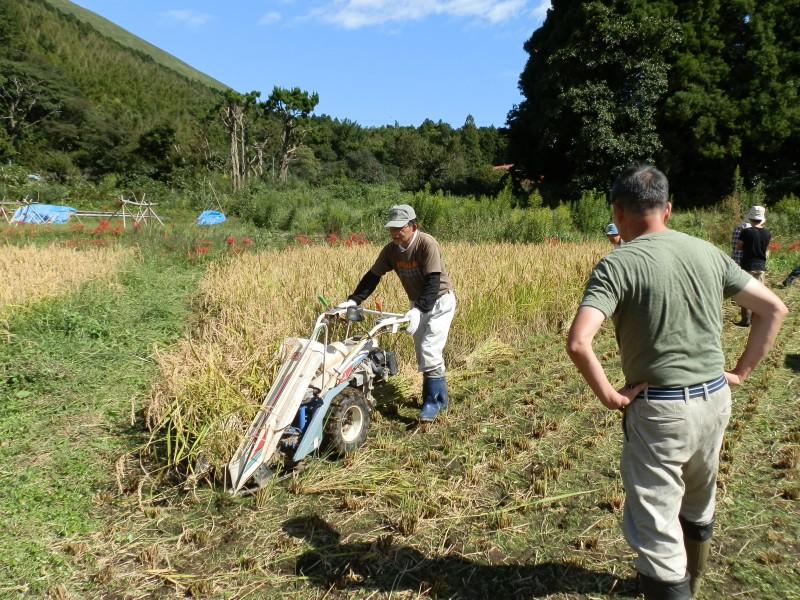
left=1, top=0, right=508, bottom=197
left=0, top=0, right=222, bottom=178
left=41, top=0, right=227, bottom=91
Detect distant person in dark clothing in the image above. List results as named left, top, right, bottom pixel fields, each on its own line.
left=781, top=265, right=800, bottom=288
left=736, top=205, right=771, bottom=327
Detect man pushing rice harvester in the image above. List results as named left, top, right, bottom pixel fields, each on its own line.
left=229, top=204, right=456, bottom=494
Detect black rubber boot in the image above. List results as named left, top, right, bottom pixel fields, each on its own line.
left=681, top=516, right=713, bottom=598
left=685, top=539, right=710, bottom=598
left=638, top=573, right=691, bottom=600
left=781, top=266, right=800, bottom=288
left=734, top=307, right=751, bottom=327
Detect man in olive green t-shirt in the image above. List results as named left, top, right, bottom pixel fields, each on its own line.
left=337, top=204, right=456, bottom=423
left=567, top=165, right=787, bottom=599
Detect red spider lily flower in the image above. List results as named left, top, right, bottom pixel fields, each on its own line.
left=295, top=235, right=312, bottom=246
left=768, top=242, right=781, bottom=252
left=226, top=235, right=236, bottom=246
left=788, top=240, right=800, bottom=252
left=347, top=233, right=367, bottom=246
left=241, top=237, right=253, bottom=247
left=326, top=233, right=339, bottom=246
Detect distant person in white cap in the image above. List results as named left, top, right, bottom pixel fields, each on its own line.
left=337, top=204, right=456, bottom=422
left=736, top=205, right=771, bottom=327
left=605, top=223, right=622, bottom=249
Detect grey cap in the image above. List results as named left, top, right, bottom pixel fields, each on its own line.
left=385, top=204, right=416, bottom=228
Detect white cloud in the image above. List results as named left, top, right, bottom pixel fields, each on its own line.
left=485, top=0, right=526, bottom=23
left=259, top=11, right=282, bottom=25
left=529, top=0, right=550, bottom=22
left=311, top=0, right=527, bottom=29
left=163, top=9, right=211, bottom=27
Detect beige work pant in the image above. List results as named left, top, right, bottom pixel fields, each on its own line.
left=621, top=382, right=731, bottom=581
left=412, top=292, right=456, bottom=374
left=741, top=271, right=765, bottom=322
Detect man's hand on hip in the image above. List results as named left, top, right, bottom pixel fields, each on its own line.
left=724, top=371, right=744, bottom=386
left=602, top=382, right=647, bottom=411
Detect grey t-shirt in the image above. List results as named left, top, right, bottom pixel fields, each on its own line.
left=370, top=231, right=453, bottom=302
left=581, top=229, right=751, bottom=386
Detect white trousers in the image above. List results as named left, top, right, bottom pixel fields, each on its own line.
left=412, top=292, right=456, bottom=374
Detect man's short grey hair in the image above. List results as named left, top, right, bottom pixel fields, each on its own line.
left=610, top=164, right=669, bottom=214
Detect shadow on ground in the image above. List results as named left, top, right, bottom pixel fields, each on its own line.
left=282, top=515, right=638, bottom=599
left=373, top=382, right=420, bottom=428
left=784, top=354, right=800, bottom=373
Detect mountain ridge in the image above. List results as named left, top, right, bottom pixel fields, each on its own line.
left=41, top=0, right=229, bottom=91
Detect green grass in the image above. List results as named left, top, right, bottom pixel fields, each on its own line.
left=0, top=223, right=797, bottom=598
left=0, top=250, right=204, bottom=596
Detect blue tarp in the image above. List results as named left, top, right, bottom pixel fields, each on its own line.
left=11, top=204, right=76, bottom=224
left=196, top=210, right=226, bottom=226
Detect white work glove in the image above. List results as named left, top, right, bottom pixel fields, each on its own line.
left=335, top=299, right=356, bottom=311
left=404, top=307, right=421, bottom=335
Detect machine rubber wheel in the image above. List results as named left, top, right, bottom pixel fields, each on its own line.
left=324, top=387, right=370, bottom=455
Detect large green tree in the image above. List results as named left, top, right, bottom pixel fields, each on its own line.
left=508, top=0, right=680, bottom=201
left=508, top=0, right=800, bottom=203
left=661, top=0, right=800, bottom=198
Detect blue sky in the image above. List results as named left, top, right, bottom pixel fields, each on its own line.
left=70, top=0, right=550, bottom=128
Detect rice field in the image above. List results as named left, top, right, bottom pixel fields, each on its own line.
left=97, top=251, right=800, bottom=599
left=1, top=226, right=797, bottom=599
left=145, top=241, right=606, bottom=476
left=0, top=244, right=133, bottom=317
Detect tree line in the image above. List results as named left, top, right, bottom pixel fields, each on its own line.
left=0, top=0, right=507, bottom=198
left=507, top=0, right=799, bottom=204
left=1, top=0, right=797, bottom=206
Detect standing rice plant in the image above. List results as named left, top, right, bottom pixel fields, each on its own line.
left=0, top=244, right=133, bottom=317
left=145, top=241, right=606, bottom=478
